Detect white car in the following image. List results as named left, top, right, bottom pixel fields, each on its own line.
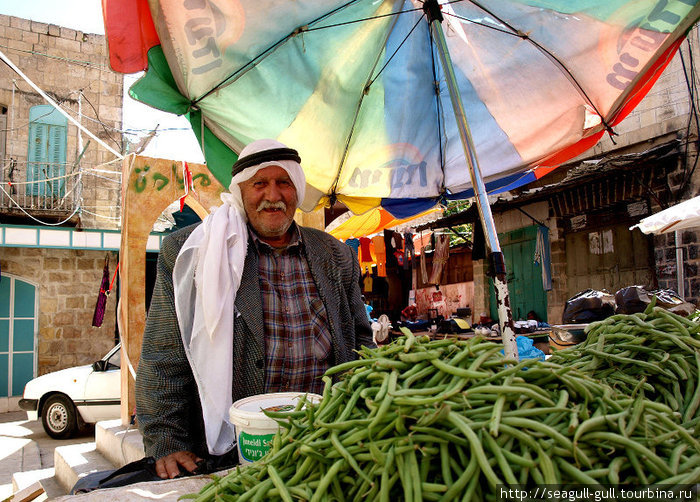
left=19, top=343, right=121, bottom=439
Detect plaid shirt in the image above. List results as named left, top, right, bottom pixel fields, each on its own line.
left=250, top=224, right=332, bottom=396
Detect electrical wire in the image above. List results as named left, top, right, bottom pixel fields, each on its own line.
left=79, top=92, right=123, bottom=150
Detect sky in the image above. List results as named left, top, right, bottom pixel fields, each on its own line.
left=0, top=0, right=205, bottom=163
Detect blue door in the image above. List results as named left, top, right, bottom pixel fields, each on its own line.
left=0, top=275, right=37, bottom=397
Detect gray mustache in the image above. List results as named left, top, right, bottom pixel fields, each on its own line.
left=257, top=200, right=287, bottom=212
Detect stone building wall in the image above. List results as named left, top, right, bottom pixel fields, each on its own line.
left=0, top=14, right=123, bottom=230
left=0, top=14, right=124, bottom=386
left=0, top=247, right=118, bottom=374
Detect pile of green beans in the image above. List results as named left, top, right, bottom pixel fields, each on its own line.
left=549, top=302, right=700, bottom=423
left=188, top=331, right=700, bottom=502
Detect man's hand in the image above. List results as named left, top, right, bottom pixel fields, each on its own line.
left=155, top=450, right=203, bottom=479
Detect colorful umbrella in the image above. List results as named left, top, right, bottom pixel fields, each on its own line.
left=103, top=0, right=700, bottom=219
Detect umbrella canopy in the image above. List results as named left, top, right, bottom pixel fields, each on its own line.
left=631, top=195, right=700, bottom=234
left=327, top=206, right=441, bottom=240
left=103, top=0, right=700, bottom=219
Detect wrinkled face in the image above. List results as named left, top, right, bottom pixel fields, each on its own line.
left=239, top=165, right=297, bottom=245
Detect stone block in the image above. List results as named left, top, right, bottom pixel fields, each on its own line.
left=38, top=356, right=59, bottom=371
left=55, top=36, right=81, bottom=54
left=41, top=296, right=59, bottom=314
left=0, top=14, right=9, bottom=26
left=48, top=272, right=71, bottom=282
left=31, top=20, right=48, bottom=34
left=5, top=26, right=22, bottom=41
left=65, top=296, right=85, bottom=309
left=62, top=326, right=81, bottom=339
left=60, top=354, right=78, bottom=367
left=60, top=27, right=77, bottom=40
left=53, top=311, right=75, bottom=327
left=48, top=24, right=60, bottom=37
left=77, top=258, right=96, bottom=270
left=682, top=231, right=697, bottom=245
left=21, top=29, right=39, bottom=44
left=10, top=17, right=31, bottom=30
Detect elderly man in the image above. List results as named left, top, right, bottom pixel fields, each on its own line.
left=135, top=139, right=372, bottom=479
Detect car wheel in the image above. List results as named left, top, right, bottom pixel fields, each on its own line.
left=41, top=395, right=78, bottom=439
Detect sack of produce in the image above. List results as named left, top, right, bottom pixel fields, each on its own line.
left=615, top=285, right=653, bottom=314
left=653, top=288, right=696, bottom=317
left=562, top=288, right=615, bottom=324
left=616, top=286, right=696, bottom=316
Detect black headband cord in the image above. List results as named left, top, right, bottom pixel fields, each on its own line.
left=231, top=148, right=301, bottom=176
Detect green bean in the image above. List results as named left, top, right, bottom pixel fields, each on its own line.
left=447, top=412, right=502, bottom=488
left=430, top=358, right=490, bottom=379
left=585, top=432, right=673, bottom=478
left=555, top=457, right=601, bottom=485
left=438, top=450, right=478, bottom=502
left=483, top=432, right=519, bottom=485
left=309, top=459, right=345, bottom=502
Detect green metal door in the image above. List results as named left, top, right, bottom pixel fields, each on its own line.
left=0, top=275, right=37, bottom=397
left=489, top=225, right=547, bottom=322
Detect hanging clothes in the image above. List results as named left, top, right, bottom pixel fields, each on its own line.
left=358, top=236, right=374, bottom=271
left=92, top=255, right=111, bottom=327
left=534, top=225, right=553, bottom=291
left=345, top=238, right=360, bottom=258
left=371, top=235, right=387, bottom=277
left=429, top=234, right=450, bottom=285
left=383, top=230, right=398, bottom=269
left=403, top=232, right=415, bottom=270
left=362, top=267, right=373, bottom=293
left=392, top=232, right=404, bottom=267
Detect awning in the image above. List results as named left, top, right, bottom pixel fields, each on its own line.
left=630, top=195, right=700, bottom=234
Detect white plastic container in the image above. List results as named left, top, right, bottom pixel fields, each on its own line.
left=229, top=392, right=322, bottom=464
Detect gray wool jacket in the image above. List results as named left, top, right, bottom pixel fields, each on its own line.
left=135, top=223, right=373, bottom=460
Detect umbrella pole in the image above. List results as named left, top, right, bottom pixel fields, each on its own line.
left=425, top=1, right=518, bottom=361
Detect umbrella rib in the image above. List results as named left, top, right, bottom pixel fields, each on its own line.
left=304, top=7, right=423, bottom=33
left=192, top=0, right=365, bottom=104
left=428, top=20, right=447, bottom=193
left=444, top=2, right=614, bottom=133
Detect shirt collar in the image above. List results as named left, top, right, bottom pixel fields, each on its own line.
left=248, top=222, right=303, bottom=255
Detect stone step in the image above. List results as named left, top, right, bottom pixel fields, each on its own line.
left=12, top=469, right=66, bottom=500
left=53, top=441, right=115, bottom=494
left=95, top=419, right=145, bottom=468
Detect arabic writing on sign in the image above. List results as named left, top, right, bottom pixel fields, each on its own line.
left=606, top=0, right=695, bottom=90
left=133, top=164, right=211, bottom=193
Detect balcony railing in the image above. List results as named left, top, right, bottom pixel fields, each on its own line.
left=0, top=159, right=80, bottom=216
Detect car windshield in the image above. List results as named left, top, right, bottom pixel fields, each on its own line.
left=106, top=346, right=121, bottom=369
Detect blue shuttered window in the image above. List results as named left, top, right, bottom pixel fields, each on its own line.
left=27, top=105, right=67, bottom=197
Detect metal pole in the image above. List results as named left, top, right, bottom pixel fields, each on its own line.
left=675, top=230, right=685, bottom=298
left=424, top=0, right=517, bottom=360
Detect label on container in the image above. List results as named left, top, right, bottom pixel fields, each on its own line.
left=238, top=431, right=275, bottom=462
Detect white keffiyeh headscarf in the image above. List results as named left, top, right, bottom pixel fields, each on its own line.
left=172, top=139, right=306, bottom=455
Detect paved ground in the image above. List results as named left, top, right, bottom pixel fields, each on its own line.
left=0, top=410, right=94, bottom=500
